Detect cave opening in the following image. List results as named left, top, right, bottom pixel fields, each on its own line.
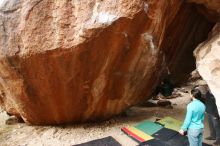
left=159, top=4, right=215, bottom=88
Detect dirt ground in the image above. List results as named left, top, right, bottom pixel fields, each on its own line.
left=0, top=83, right=215, bottom=146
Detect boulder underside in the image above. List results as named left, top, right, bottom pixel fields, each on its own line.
left=0, top=0, right=215, bottom=124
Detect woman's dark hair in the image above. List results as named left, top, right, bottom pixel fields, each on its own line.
left=191, top=88, right=205, bottom=103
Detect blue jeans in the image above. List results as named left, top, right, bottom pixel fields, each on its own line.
left=188, top=128, right=203, bottom=146
left=207, top=114, right=220, bottom=141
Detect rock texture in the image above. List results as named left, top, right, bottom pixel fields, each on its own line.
left=188, top=0, right=220, bottom=22
left=0, top=0, right=213, bottom=124
left=194, top=23, right=220, bottom=113
left=160, top=3, right=214, bottom=83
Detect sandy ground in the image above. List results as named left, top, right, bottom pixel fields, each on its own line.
left=0, top=84, right=215, bottom=146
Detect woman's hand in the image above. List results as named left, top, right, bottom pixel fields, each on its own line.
left=179, top=129, right=185, bottom=135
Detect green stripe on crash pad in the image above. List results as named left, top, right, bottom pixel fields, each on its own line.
left=158, top=117, right=182, bottom=131
left=134, top=121, right=163, bottom=135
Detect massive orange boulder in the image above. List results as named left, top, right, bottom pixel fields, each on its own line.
left=0, top=0, right=213, bottom=124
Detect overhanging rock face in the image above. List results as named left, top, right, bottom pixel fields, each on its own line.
left=0, top=0, right=213, bottom=124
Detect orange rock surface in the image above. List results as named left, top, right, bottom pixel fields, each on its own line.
left=0, top=0, right=213, bottom=124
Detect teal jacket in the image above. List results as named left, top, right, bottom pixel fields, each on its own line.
left=181, top=99, right=206, bottom=131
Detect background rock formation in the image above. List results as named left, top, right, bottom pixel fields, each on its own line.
left=160, top=3, right=213, bottom=83
left=190, top=0, right=220, bottom=113
left=0, top=0, right=213, bottom=124
left=194, top=23, right=220, bottom=113
left=188, top=0, right=220, bottom=22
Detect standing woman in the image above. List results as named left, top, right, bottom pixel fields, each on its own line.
left=179, top=89, right=206, bottom=146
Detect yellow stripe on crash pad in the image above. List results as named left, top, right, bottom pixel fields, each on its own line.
left=126, top=126, right=153, bottom=141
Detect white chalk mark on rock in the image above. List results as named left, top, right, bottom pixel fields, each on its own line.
left=0, top=0, right=5, bottom=8
left=143, top=2, right=149, bottom=14
left=97, top=12, right=117, bottom=24
left=90, top=2, right=117, bottom=25
left=142, top=33, right=156, bottom=55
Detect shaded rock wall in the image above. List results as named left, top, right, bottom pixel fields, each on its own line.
left=188, top=0, right=220, bottom=22
left=0, top=0, right=213, bottom=124
left=160, top=3, right=213, bottom=83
